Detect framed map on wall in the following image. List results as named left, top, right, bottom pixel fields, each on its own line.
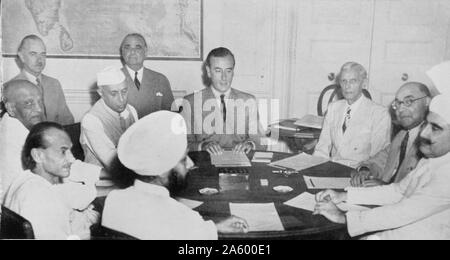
left=1, top=0, right=203, bottom=60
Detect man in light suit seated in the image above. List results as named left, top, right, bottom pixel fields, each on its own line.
left=8, top=35, right=74, bottom=125
left=102, top=111, right=249, bottom=240
left=314, top=94, right=450, bottom=240
left=314, top=62, right=391, bottom=168
left=80, top=67, right=138, bottom=173
left=351, top=82, right=431, bottom=187
left=181, top=47, right=265, bottom=155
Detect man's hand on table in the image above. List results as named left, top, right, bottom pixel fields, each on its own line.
left=350, top=169, right=371, bottom=187
left=232, top=141, right=254, bottom=154
left=216, top=216, right=249, bottom=234
left=313, top=200, right=347, bottom=224
left=315, top=189, right=347, bottom=204
left=203, top=142, right=223, bottom=155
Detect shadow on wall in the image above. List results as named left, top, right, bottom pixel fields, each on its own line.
left=89, top=82, right=101, bottom=106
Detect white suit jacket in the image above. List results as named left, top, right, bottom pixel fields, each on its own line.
left=346, top=153, right=450, bottom=240
left=314, top=96, right=391, bottom=168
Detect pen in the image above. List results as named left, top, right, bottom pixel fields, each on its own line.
left=309, top=179, right=315, bottom=188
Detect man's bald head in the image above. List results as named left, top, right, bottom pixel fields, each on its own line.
left=2, top=80, right=45, bottom=129
left=393, top=82, right=431, bottom=130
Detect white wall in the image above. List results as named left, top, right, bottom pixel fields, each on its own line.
left=2, top=0, right=450, bottom=122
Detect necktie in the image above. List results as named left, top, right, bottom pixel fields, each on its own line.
left=220, top=94, right=227, bottom=123
left=390, top=131, right=410, bottom=183
left=134, top=71, right=141, bottom=90
left=36, top=78, right=47, bottom=119
left=342, top=107, right=351, bottom=133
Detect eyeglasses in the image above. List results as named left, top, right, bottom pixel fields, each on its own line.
left=392, top=96, right=428, bottom=110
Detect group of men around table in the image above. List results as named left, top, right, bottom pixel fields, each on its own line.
left=1, top=33, right=450, bottom=240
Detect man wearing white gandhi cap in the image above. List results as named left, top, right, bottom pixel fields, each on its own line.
left=427, top=61, right=450, bottom=95
left=80, top=67, right=138, bottom=173
left=313, top=94, right=450, bottom=240
left=101, top=111, right=249, bottom=240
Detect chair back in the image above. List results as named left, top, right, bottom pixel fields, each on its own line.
left=90, top=224, right=138, bottom=240
left=63, top=123, right=85, bottom=161
left=317, top=84, right=372, bottom=116
left=0, top=206, right=35, bottom=239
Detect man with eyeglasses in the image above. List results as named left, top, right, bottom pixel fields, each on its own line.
left=351, top=82, right=432, bottom=187
left=119, top=33, right=175, bottom=119
left=314, top=62, right=391, bottom=168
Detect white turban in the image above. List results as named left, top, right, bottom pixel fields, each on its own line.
left=429, top=94, right=450, bottom=125
left=427, top=61, right=450, bottom=95
left=97, top=67, right=125, bottom=86
left=118, top=111, right=188, bottom=176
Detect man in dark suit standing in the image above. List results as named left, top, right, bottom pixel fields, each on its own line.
left=120, top=33, right=175, bottom=119
left=9, top=35, right=74, bottom=125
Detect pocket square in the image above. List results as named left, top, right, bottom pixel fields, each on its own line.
left=156, top=92, right=164, bottom=97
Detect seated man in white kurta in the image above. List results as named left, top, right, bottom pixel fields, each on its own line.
left=80, top=67, right=138, bottom=172
left=102, top=111, right=249, bottom=240
left=314, top=62, right=391, bottom=168
left=314, top=94, right=450, bottom=240
left=4, top=122, right=101, bottom=240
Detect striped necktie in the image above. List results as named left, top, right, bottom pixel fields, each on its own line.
left=36, top=78, right=47, bottom=119
left=342, top=107, right=351, bottom=133
left=134, top=71, right=141, bottom=90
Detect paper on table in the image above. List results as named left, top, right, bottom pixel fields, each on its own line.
left=294, top=114, right=324, bottom=129
left=284, top=192, right=316, bottom=211
left=269, top=153, right=329, bottom=171
left=229, top=203, right=284, bottom=232
left=284, top=192, right=370, bottom=212
left=176, top=198, right=204, bottom=209
left=304, top=176, right=351, bottom=190
left=253, top=152, right=274, bottom=159
left=211, top=151, right=251, bottom=167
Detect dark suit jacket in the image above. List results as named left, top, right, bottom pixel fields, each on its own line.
left=10, top=71, right=75, bottom=125
left=181, top=87, right=265, bottom=151
left=122, top=67, right=175, bottom=119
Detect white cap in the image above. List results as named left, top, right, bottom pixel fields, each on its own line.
left=118, top=111, right=188, bottom=176
left=427, top=61, right=450, bottom=95
left=97, top=67, right=125, bottom=86
left=429, top=94, right=450, bottom=125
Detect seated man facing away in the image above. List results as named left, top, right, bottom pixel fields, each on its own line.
left=0, top=80, right=45, bottom=201
left=3, top=122, right=101, bottom=240
left=80, top=67, right=138, bottom=172
left=314, top=94, right=450, bottom=240
left=102, top=111, right=249, bottom=240
left=181, top=47, right=265, bottom=155
left=351, top=82, right=431, bottom=187
left=314, top=62, right=391, bottom=168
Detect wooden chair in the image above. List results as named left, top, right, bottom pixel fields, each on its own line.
left=63, top=123, right=85, bottom=161
left=317, top=84, right=372, bottom=116
left=90, top=224, right=138, bottom=240
left=0, top=206, right=35, bottom=239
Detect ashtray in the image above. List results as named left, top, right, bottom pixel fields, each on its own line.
left=273, top=186, right=293, bottom=194
left=199, top=188, right=219, bottom=195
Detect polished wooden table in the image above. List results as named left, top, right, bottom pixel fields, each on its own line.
left=174, top=151, right=352, bottom=240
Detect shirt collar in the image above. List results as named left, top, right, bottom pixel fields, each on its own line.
left=100, top=99, right=130, bottom=118
left=211, top=87, right=231, bottom=100
left=429, top=152, right=450, bottom=169
left=3, top=113, right=29, bottom=133
left=133, top=179, right=170, bottom=198
left=126, top=65, right=144, bottom=80
left=23, top=70, right=41, bottom=84
left=346, top=95, right=364, bottom=112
